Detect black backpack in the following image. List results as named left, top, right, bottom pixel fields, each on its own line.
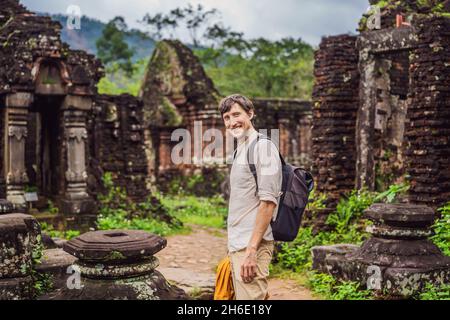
left=235, top=134, right=314, bottom=242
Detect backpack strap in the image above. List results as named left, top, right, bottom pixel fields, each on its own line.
left=247, top=134, right=285, bottom=197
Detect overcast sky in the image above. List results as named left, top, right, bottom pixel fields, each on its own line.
left=21, top=0, right=370, bottom=46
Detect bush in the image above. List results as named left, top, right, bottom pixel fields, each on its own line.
left=431, top=202, right=450, bottom=256
left=157, top=193, right=228, bottom=229
left=418, top=282, right=450, bottom=300
left=96, top=173, right=183, bottom=236
left=40, top=222, right=80, bottom=240
left=307, top=272, right=373, bottom=300
left=275, top=183, right=410, bottom=299
left=162, top=166, right=226, bottom=197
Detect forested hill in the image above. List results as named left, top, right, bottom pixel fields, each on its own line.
left=38, top=13, right=156, bottom=61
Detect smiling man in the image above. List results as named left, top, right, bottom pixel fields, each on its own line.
left=219, top=94, right=282, bottom=300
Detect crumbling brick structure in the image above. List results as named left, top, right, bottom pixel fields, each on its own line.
left=312, top=35, right=360, bottom=205
left=88, top=94, right=148, bottom=201
left=312, top=0, right=450, bottom=208
left=0, top=0, right=150, bottom=214
left=252, top=98, right=312, bottom=169
left=139, top=39, right=224, bottom=187
left=406, top=16, right=450, bottom=207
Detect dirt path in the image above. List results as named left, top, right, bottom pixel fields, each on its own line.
left=155, top=224, right=315, bottom=300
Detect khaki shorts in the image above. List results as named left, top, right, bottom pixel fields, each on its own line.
left=229, top=240, right=274, bottom=300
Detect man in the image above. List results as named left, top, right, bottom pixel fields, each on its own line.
left=219, top=94, right=282, bottom=300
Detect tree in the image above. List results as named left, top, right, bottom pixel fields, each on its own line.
left=140, top=4, right=218, bottom=47
left=96, top=16, right=135, bottom=76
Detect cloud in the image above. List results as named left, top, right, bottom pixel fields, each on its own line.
left=20, top=0, right=369, bottom=46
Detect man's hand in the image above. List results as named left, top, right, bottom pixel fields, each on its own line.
left=241, top=249, right=257, bottom=283
left=240, top=200, right=276, bottom=283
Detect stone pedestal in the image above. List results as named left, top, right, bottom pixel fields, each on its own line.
left=43, top=230, right=187, bottom=300
left=312, top=203, right=450, bottom=297
left=0, top=213, right=41, bottom=300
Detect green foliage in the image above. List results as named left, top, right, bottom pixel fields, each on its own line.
left=275, top=183, right=410, bottom=299
left=308, top=272, right=373, bottom=300
left=374, top=182, right=409, bottom=203
left=418, top=282, right=450, bottom=300
left=327, top=189, right=376, bottom=232
left=431, top=202, right=450, bottom=256
left=96, top=16, right=135, bottom=75
left=96, top=173, right=183, bottom=236
left=24, top=185, right=38, bottom=193
left=307, top=189, right=327, bottom=211
left=196, top=37, right=314, bottom=99
left=158, top=193, right=228, bottom=229
left=98, top=57, right=148, bottom=96
left=47, top=200, right=60, bottom=215
left=163, top=167, right=226, bottom=197
left=39, top=222, right=80, bottom=240
left=31, top=235, right=53, bottom=297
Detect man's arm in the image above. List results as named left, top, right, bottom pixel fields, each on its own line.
left=241, top=200, right=276, bottom=283
left=240, top=139, right=282, bottom=283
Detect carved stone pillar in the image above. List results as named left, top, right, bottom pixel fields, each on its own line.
left=4, top=93, right=33, bottom=206
left=60, top=95, right=95, bottom=215
left=158, top=129, right=174, bottom=173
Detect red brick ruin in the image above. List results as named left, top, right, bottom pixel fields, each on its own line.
left=312, top=1, right=450, bottom=210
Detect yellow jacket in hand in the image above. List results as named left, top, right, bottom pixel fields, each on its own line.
left=214, top=256, right=235, bottom=300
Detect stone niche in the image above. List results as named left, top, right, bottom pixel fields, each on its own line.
left=0, top=213, right=41, bottom=300
left=312, top=203, right=450, bottom=298
left=41, top=230, right=187, bottom=300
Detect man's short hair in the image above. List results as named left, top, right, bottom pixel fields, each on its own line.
left=218, top=94, right=255, bottom=118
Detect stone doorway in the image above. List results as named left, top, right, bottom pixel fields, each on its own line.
left=356, top=27, right=418, bottom=191
left=26, top=95, right=64, bottom=205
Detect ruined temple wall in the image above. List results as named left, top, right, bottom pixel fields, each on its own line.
left=0, top=96, right=5, bottom=198
left=312, top=35, right=360, bottom=204
left=88, top=94, right=149, bottom=202
left=406, top=16, right=450, bottom=208
left=252, top=98, right=313, bottom=168
left=371, top=50, right=410, bottom=191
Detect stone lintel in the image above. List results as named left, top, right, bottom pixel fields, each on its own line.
left=358, top=26, right=418, bottom=54
left=62, top=95, right=92, bottom=111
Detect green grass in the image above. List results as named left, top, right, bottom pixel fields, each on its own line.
left=157, top=193, right=228, bottom=229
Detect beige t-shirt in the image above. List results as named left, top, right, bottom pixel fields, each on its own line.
left=227, top=129, right=283, bottom=253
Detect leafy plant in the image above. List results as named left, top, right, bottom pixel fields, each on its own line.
left=40, top=222, right=80, bottom=240
left=47, top=200, right=60, bottom=215
left=307, top=272, right=373, bottom=300
left=431, top=202, right=450, bottom=256
left=275, top=183, right=410, bottom=299
left=418, top=282, right=450, bottom=300
left=31, top=235, right=53, bottom=297
left=96, top=172, right=184, bottom=236
left=157, top=193, right=228, bottom=229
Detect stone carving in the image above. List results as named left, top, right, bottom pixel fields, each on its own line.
left=0, top=213, right=41, bottom=300
left=43, top=230, right=187, bottom=300
left=8, top=126, right=27, bottom=140
left=65, top=127, right=88, bottom=184
left=312, top=203, right=450, bottom=297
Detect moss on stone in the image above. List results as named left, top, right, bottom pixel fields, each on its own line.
left=159, top=96, right=183, bottom=127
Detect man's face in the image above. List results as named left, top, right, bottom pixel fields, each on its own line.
left=222, top=103, right=254, bottom=139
